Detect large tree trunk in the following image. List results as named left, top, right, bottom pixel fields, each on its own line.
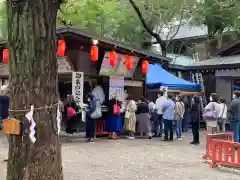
left=6, top=1, right=63, bottom=180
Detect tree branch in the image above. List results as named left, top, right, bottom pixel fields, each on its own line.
left=165, top=8, right=185, bottom=49
left=128, top=0, right=167, bottom=56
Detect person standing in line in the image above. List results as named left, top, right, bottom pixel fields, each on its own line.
left=204, top=93, right=219, bottom=134
left=174, top=96, right=185, bottom=140
left=124, top=95, right=137, bottom=139
left=182, top=96, right=190, bottom=132
left=64, top=94, right=80, bottom=134
left=149, top=101, right=157, bottom=136
left=86, top=93, right=97, bottom=143
left=0, top=85, right=10, bottom=162
left=217, top=98, right=227, bottom=132
left=137, top=97, right=152, bottom=139
left=105, top=97, right=122, bottom=140
left=162, top=94, right=175, bottom=141
left=155, top=91, right=167, bottom=137
left=228, top=91, right=240, bottom=142
left=190, top=95, right=201, bottom=145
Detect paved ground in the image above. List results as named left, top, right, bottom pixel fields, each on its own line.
left=0, top=132, right=239, bottom=180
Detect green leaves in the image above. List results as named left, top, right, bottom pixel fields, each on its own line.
left=58, top=0, right=152, bottom=48
left=0, top=2, right=7, bottom=38
left=190, top=0, right=240, bottom=36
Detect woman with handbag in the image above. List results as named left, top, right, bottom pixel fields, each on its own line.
left=124, top=95, right=137, bottom=139
left=64, top=94, right=79, bottom=134
left=137, top=97, right=152, bottom=139
left=203, top=93, right=219, bottom=134
left=105, top=97, right=122, bottom=140
left=86, top=93, right=98, bottom=143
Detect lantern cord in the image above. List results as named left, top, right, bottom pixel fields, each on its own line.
left=9, top=103, right=59, bottom=113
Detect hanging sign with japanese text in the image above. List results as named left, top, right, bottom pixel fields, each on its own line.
left=109, top=76, right=124, bottom=102
left=72, top=72, right=84, bottom=106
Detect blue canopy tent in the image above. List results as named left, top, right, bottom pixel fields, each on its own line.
left=147, top=64, right=201, bottom=91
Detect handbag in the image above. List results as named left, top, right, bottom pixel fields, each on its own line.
left=125, top=110, right=130, bottom=118
left=67, top=107, right=77, bottom=117
left=90, top=100, right=102, bottom=119
left=124, top=101, right=131, bottom=118
left=113, top=99, right=120, bottom=115
left=113, top=104, right=120, bottom=115
left=203, top=102, right=217, bottom=121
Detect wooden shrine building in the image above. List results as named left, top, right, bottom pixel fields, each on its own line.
left=0, top=26, right=171, bottom=102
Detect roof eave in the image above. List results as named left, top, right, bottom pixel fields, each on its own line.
left=185, top=63, right=240, bottom=71
left=56, top=26, right=171, bottom=63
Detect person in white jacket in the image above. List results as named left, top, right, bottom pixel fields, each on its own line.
left=217, top=98, right=227, bottom=132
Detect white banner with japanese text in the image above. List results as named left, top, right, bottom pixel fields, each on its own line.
left=72, top=72, right=84, bottom=106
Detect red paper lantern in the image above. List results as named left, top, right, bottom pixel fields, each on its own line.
left=90, top=45, right=99, bottom=62
left=108, top=51, right=117, bottom=67
left=3, top=49, right=8, bottom=63
left=58, top=40, right=66, bottom=57
left=142, top=60, right=149, bottom=74
left=125, top=56, right=133, bottom=70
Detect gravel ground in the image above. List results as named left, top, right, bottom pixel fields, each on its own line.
left=0, top=131, right=239, bottom=180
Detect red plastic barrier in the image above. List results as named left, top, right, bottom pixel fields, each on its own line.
left=95, top=120, right=109, bottom=135
left=209, top=139, right=240, bottom=168
left=203, top=132, right=233, bottom=160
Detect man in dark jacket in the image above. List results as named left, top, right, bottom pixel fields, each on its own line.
left=190, top=95, right=201, bottom=145
left=229, top=90, right=240, bottom=142
left=0, top=95, right=10, bottom=128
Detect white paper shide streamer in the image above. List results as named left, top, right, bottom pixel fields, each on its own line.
left=25, top=105, right=36, bottom=143
left=56, top=103, right=61, bottom=135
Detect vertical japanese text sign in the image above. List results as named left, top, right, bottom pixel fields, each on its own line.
left=72, top=72, right=84, bottom=106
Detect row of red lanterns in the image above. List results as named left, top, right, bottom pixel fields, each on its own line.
left=1, top=40, right=149, bottom=74
left=90, top=45, right=149, bottom=74
left=1, top=40, right=67, bottom=63
left=59, top=40, right=149, bottom=74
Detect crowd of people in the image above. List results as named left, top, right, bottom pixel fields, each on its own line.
left=204, top=91, right=240, bottom=143
left=1, top=81, right=238, bottom=145
left=62, top=91, right=202, bottom=144
left=61, top=89, right=240, bottom=144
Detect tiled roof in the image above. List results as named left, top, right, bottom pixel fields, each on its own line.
left=189, top=55, right=240, bottom=66
left=168, top=54, right=193, bottom=66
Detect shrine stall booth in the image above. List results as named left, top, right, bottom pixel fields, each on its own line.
left=56, top=27, right=171, bottom=134
left=146, top=64, right=201, bottom=101
left=0, top=27, right=171, bottom=135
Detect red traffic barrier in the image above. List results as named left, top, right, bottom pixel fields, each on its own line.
left=203, top=132, right=233, bottom=160
left=209, top=139, right=240, bottom=168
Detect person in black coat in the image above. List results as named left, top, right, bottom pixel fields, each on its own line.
left=0, top=95, right=10, bottom=128
left=190, top=95, right=201, bottom=145
left=63, top=95, right=80, bottom=134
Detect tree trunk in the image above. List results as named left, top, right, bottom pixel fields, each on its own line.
left=6, top=1, right=63, bottom=180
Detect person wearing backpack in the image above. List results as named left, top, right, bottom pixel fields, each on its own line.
left=217, top=98, right=227, bottom=132
left=86, top=93, right=98, bottom=143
